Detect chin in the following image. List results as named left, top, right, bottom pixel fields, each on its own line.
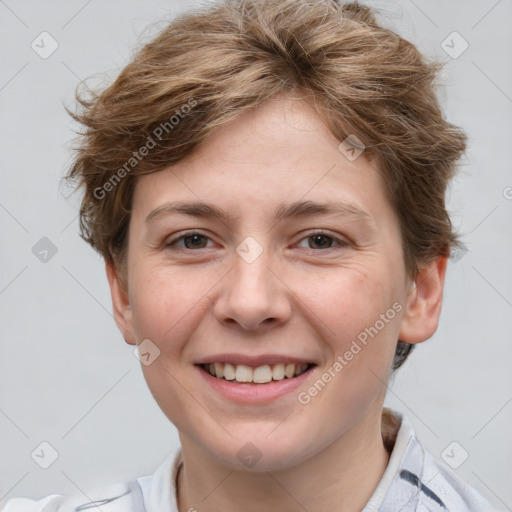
left=200, top=427, right=318, bottom=473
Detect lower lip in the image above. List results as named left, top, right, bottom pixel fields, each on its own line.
left=196, top=365, right=316, bottom=404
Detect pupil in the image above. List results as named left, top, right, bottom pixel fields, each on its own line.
left=311, top=235, right=331, bottom=249
left=186, top=234, right=205, bottom=249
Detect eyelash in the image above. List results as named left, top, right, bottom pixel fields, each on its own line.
left=165, top=231, right=349, bottom=252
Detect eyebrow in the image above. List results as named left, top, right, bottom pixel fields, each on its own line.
left=145, top=200, right=372, bottom=225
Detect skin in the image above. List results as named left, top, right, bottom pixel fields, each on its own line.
left=106, top=96, right=447, bottom=512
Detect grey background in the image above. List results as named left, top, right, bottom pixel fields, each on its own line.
left=0, top=0, right=511, bottom=509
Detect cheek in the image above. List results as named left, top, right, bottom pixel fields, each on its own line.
left=295, top=262, right=404, bottom=399
left=294, top=271, right=400, bottom=429
left=299, top=264, right=399, bottom=344
left=128, top=263, right=211, bottom=349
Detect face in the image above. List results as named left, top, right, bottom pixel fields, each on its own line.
left=107, top=97, right=444, bottom=472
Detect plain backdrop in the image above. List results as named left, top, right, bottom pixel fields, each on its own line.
left=1, top=0, right=511, bottom=509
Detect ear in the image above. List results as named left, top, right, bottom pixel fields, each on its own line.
left=105, top=259, right=136, bottom=346
left=398, top=256, right=448, bottom=344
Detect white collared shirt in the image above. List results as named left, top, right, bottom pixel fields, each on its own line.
left=1, top=408, right=502, bottom=511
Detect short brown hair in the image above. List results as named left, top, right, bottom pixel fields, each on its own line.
left=64, top=0, right=467, bottom=370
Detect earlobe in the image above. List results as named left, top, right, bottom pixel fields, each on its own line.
left=105, top=259, right=136, bottom=346
left=398, top=256, right=448, bottom=344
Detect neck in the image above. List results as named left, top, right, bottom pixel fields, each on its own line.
left=176, top=409, right=392, bottom=512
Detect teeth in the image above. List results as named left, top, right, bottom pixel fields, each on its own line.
left=285, top=363, right=295, bottom=378
left=235, top=364, right=253, bottom=383
left=294, top=363, right=308, bottom=376
left=253, top=365, right=272, bottom=383
left=223, top=363, right=236, bottom=380
left=272, top=363, right=285, bottom=381
left=203, top=362, right=311, bottom=383
left=214, top=362, right=224, bottom=379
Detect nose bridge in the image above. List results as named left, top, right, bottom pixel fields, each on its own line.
left=214, top=234, right=290, bottom=330
left=234, top=235, right=271, bottom=293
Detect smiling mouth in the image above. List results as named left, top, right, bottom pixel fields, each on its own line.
left=199, top=362, right=315, bottom=384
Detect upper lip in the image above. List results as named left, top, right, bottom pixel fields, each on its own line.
left=195, top=353, right=317, bottom=367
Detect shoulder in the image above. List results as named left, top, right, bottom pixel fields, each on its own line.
left=421, top=449, right=504, bottom=512
left=1, top=448, right=182, bottom=512
left=1, top=480, right=144, bottom=512
left=374, top=409, right=503, bottom=511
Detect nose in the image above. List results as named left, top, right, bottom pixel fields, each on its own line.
left=213, top=244, right=292, bottom=332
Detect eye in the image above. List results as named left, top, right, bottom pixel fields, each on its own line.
left=296, top=231, right=348, bottom=251
left=165, top=232, right=214, bottom=250
left=165, top=230, right=349, bottom=252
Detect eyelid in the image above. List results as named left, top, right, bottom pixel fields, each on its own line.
left=165, top=230, right=215, bottom=248
left=165, top=229, right=350, bottom=251
left=295, top=230, right=350, bottom=249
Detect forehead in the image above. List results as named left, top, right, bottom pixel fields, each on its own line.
left=190, top=96, right=353, bottom=171
left=132, top=97, right=394, bottom=229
